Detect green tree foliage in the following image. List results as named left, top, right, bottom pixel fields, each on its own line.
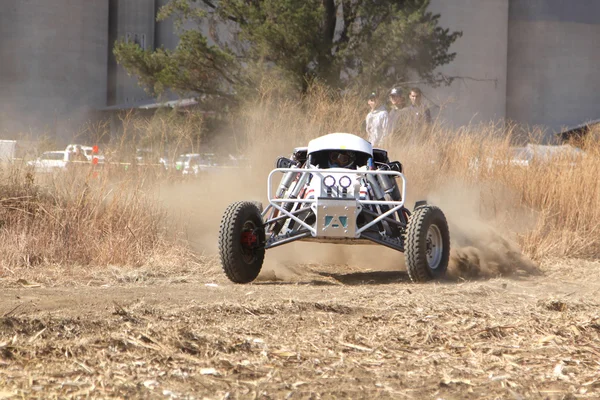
left=114, top=0, right=461, bottom=102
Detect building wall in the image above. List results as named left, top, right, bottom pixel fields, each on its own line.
left=154, top=1, right=234, bottom=52
left=1, top=1, right=598, bottom=140
left=155, top=0, right=178, bottom=50
left=0, top=0, right=108, bottom=139
left=506, top=0, right=600, bottom=135
left=427, top=0, right=509, bottom=128
left=107, top=0, right=156, bottom=107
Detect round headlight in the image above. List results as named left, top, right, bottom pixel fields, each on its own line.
left=339, top=175, right=352, bottom=189
left=323, top=175, right=336, bottom=188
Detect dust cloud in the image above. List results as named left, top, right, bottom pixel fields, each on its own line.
left=157, top=137, right=406, bottom=280
left=427, top=182, right=540, bottom=279
left=160, top=137, right=540, bottom=282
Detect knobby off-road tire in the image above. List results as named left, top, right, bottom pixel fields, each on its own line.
left=219, top=201, right=266, bottom=284
left=405, top=205, right=450, bottom=282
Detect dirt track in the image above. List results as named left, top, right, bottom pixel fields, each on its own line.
left=1, top=258, right=599, bottom=399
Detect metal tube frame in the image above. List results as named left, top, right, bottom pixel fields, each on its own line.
left=360, top=207, right=406, bottom=228
left=263, top=204, right=311, bottom=225
left=267, top=167, right=407, bottom=238
left=360, top=232, right=405, bottom=252
left=264, top=230, right=312, bottom=249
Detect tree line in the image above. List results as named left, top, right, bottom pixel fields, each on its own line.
left=114, top=0, right=462, bottom=109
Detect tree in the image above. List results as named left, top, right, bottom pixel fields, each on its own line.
left=114, top=0, right=461, bottom=103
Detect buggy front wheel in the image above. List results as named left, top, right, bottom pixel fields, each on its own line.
left=405, top=205, right=450, bottom=282
left=218, top=201, right=265, bottom=283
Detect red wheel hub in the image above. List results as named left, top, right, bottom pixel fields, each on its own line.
left=241, top=231, right=258, bottom=247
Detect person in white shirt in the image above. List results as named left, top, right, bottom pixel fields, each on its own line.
left=365, top=92, right=388, bottom=147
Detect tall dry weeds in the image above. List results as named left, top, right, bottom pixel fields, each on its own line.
left=234, top=82, right=600, bottom=266
left=1, top=82, right=598, bottom=279
left=0, top=109, right=205, bottom=276
left=0, top=166, right=183, bottom=270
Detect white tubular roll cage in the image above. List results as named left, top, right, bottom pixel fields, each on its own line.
left=263, top=167, right=407, bottom=238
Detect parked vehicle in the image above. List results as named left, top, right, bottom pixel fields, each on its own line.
left=469, top=143, right=587, bottom=172
left=27, top=151, right=69, bottom=173
left=176, top=153, right=218, bottom=175
left=0, top=140, right=17, bottom=162
left=136, top=149, right=170, bottom=170
left=65, top=144, right=104, bottom=164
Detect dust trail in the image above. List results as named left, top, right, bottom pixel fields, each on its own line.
left=427, top=182, right=541, bottom=279
left=160, top=130, right=540, bottom=282
left=156, top=136, right=406, bottom=280
left=257, top=242, right=405, bottom=282
left=253, top=178, right=541, bottom=281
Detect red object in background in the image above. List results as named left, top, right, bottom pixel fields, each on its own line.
left=92, top=157, right=99, bottom=165
left=92, top=145, right=99, bottom=154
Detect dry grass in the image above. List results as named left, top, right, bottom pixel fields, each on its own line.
left=1, top=259, right=599, bottom=399
left=0, top=166, right=186, bottom=269
left=235, top=82, right=600, bottom=261
left=0, top=111, right=205, bottom=281
left=0, top=82, right=598, bottom=283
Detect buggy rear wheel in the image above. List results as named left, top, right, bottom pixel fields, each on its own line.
left=405, top=205, right=450, bottom=282
left=219, top=201, right=265, bottom=283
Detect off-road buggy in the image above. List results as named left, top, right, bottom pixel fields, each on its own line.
left=218, top=133, right=450, bottom=284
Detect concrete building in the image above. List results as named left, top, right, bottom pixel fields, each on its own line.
left=428, top=0, right=509, bottom=128
left=0, top=0, right=598, bottom=141
left=428, top=0, right=600, bottom=136
left=107, top=0, right=156, bottom=107
left=0, top=1, right=109, bottom=139
left=506, top=0, right=600, bottom=133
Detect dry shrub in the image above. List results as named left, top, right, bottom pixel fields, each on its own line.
left=0, top=165, right=180, bottom=270
left=234, top=82, right=600, bottom=265
left=2, top=81, right=598, bottom=278
left=0, top=108, right=209, bottom=279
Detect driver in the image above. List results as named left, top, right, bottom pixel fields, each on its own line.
left=328, top=150, right=356, bottom=168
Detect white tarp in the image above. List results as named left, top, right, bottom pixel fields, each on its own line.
left=469, top=143, right=586, bottom=172
left=509, top=144, right=585, bottom=166
left=0, top=140, right=16, bottom=161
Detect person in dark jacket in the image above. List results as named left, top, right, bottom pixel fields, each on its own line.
left=408, top=87, right=431, bottom=125
left=387, top=87, right=409, bottom=136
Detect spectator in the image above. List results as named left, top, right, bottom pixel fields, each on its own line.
left=387, top=87, right=409, bottom=136
left=365, top=91, right=388, bottom=147
left=72, top=145, right=87, bottom=162
left=408, top=87, right=431, bottom=125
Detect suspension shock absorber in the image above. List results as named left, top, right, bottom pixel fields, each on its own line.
left=276, top=168, right=299, bottom=198
left=367, top=170, right=400, bottom=236
left=376, top=170, right=401, bottom=201
left=366, top=173, right=384, bottom=200
left=272, top=167, right=312, bottom=235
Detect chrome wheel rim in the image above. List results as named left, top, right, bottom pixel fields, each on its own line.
left=426, top=224, right=443, bottom=269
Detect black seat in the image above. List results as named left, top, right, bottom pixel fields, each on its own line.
left=372, top=148, right=390, bottom=164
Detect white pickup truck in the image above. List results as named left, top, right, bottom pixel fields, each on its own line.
left=27, top=151, right=69, bottom=173
left=27, top=144, right=104, bottom=173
